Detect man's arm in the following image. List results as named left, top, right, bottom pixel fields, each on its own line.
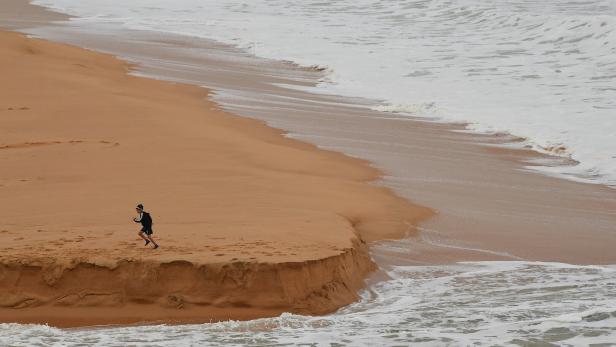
left=133, top=212, right=143, bottom=223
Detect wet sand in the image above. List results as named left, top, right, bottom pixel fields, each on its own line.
left=16, top=6, right=616, bottom=265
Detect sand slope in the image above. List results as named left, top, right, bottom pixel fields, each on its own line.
left=0, top=31, right=431, bottom=326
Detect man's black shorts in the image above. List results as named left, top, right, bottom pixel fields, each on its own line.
left=141, top=226, right=153, bottom=235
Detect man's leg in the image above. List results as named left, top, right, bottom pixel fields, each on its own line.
left=138, top=231, right=150, bottom=246
left=147, top=233, right=159, bottom=249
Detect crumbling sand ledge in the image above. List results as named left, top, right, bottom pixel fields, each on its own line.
left=0, top=239, right=375, bottom=327
left=0, top=28, right=431, bottom=327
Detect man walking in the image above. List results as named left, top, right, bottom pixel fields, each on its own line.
left=134, top=203, right=159, bottom=249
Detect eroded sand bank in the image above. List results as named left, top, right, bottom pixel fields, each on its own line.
left=0, top=31, right=432, bottom=327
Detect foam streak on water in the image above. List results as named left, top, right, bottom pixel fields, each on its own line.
left=2, top=262, right=616, bottom=346
left=32, top=0, right=616, bottom=186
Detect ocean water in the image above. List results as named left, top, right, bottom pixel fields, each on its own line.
left=2, top=261, right=616, bottom=346
left=32, top=0, right=616, bottom=187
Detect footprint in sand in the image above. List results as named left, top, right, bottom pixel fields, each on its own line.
left=6, top=107, right=30, bottom=111
left=215, top=253, right=225, bottom=257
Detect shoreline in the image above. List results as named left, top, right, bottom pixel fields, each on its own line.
left=28, top=16, right=616, bottom=265
left=0, top=27, right=431, bottom=327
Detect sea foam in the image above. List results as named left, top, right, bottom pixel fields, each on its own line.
left=2, top=261, right=616, bottom=346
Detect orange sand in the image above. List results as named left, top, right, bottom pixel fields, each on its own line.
left=0, top=31, right=432, bottom=327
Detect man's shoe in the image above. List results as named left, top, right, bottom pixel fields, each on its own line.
left=145, top=240, right=150, bottom=246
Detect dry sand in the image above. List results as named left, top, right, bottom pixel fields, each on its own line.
left=0, top=30, right=431, bottom=327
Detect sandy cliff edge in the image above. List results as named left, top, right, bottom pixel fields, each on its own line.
left=0, top=31, right=432, bottom=327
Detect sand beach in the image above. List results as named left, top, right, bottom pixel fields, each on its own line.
left=0, top=24, right=430, bottom=326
